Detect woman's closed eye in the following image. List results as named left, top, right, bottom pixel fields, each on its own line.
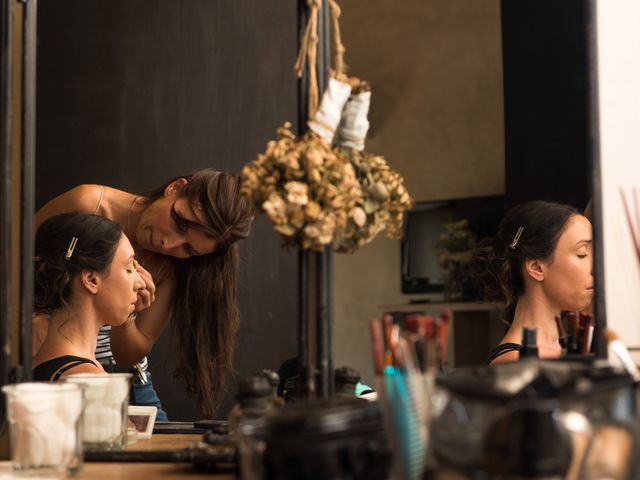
left=171, top=205, right=189, bottom=233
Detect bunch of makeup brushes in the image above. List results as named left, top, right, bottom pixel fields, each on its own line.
left=370, top=310, right=451, bottom=480
left=556, top=311, right=594, bottom=355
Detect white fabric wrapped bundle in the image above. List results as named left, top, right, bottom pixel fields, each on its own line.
left=336, top=90, right=371, bottom=151
left=307, top=77, right=352, bottom=144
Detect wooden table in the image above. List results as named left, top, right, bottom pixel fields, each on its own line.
left=0, top=433, right=234, bottom=479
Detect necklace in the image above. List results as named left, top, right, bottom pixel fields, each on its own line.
left=126, top=195, right=141, bottom=241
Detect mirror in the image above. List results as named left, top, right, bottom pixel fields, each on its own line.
left=18, top=0, right=606, bottom=424
left=333, top=0, right=595, bottom=382
left=34, top=0, right=301, bottom=420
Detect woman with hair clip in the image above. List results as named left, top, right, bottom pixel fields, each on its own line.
left=472, top=200, right=594, bottom=364
left=33, top=169, right=254, bottom=418
left=33, top=213, right=145, bottom=381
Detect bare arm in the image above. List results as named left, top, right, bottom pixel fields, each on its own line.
left=109, top=274, right=176, bottom=366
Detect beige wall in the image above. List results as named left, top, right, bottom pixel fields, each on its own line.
left=334, top=0, right=505, bottom=384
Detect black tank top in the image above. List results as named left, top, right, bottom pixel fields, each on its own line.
left=487, top=342, right=520, bottom=364
left=33, top=355, right=98, bottom=382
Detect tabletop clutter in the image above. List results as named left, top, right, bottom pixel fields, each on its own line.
left=2, top=373, right=136, bottom=477
left=4, top=316, right=640, bottom=480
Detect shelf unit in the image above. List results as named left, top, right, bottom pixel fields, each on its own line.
left=380, top=302, right=507, bottom=369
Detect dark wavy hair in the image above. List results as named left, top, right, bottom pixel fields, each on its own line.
left=34, top=213, right=123, bottom=315
left=143, top=169, right=254, bottom=417
left=471, top=200, right=580, bottom=323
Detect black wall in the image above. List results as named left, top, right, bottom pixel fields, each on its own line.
left=36, top=0, right=300, bottom=419
left=501, top=0, right=591, bottom=210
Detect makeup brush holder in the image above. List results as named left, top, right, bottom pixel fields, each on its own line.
left=430, top=358, right=640, bottom=479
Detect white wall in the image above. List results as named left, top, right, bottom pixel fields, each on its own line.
left=596, top=0, right=640, bottom=355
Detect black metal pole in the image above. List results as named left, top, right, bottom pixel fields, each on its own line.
left=315, top=0, right=332, bottom=398
left=0, top=0, right=14, bottom=430
left=20, top=0, right=37, bottom=381
left=316, top=250, right=328, bottom=397
left=326, top=246, right=334, bottom=395
left=317, top=0, right=330, bottom=97
left=585, top=0, right=606, bottom=357
left=297, top=0, right=332, bottom=398
left=296, top=0, right=313, bottom=399
left=298, top=249, right=314, bottom=396
left=297, top=0, right=309, bottom=136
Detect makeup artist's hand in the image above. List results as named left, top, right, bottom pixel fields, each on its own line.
left=134, top=262, right=156, bottom=312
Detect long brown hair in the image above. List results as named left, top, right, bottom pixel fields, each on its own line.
left=145, top=169, right=253, bottom=416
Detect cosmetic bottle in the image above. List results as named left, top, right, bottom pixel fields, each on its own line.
left=520, top=327, right=539, bottom=359
left=256, top=368, right=284, bottom=408
left=334, top=366, right=361, bottom=398
left=228, top=375, right=274, bottom=435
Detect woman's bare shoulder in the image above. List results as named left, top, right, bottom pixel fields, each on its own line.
left=36, top=184, right=108, bottom=229
left=60, top=361, right=105, bottom=378
left=490, top=349, right=519, bottom=365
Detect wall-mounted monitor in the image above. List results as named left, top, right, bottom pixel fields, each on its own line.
left=401, top=195, right=505, bottom=296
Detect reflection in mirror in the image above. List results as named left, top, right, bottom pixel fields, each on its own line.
left=333, top=0, right=595, bottom=383
left=34, top=1, right=300, bottom=422
left=16, top=0, right=617, bottom=427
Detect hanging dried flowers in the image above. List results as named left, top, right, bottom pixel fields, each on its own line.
left=333, top=80, right=413, bottom=253
left=242, top=0, right=412, bottom=254
left=241, top=122, right=361, bottom=251
left=334, top=149, right=413, bottom=253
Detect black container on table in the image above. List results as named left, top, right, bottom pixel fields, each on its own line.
left=431, top=357, right=640, bottom=479
left=237, top=396, right=391, bottom=480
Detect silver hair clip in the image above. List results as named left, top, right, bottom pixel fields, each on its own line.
left=65, top=237, right=78, bottom=260
left=509, top=226, right=524, bottom=250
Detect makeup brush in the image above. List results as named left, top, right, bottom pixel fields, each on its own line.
left=620, top=187, right=640, bottom=263
left=605, top=329, right=640, bottom=380
left=370, top=319, right=384, bottom=376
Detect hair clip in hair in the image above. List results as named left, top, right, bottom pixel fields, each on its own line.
left=509, top=226, right=524, bottom=250
left=65, top=237, right=78, bottom=260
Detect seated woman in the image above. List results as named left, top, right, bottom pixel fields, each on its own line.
left=473, top=200, right=593, bottom=364
left=33, top=212, right=145, bottom=381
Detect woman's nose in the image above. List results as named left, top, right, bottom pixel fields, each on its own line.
left=161, top=232, right=185, bottom=253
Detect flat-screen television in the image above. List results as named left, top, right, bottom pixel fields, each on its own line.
left=401, top=195, right=505, bottom=295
